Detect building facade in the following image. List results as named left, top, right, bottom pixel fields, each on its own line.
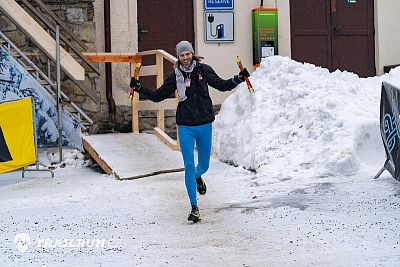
left=2, top=0, right=400, bottom=133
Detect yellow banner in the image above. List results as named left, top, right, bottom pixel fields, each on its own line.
left=0, top=97, right=36, bottom=173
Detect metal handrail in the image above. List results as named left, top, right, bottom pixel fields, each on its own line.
left=0, top=30, right=93, bottom=127
left=0, top=31, right=55, bottom=88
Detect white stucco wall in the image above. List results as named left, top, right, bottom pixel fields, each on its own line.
left=94, top=0, right=290, bottom=106
left=93, top=0, right=400, bottom=107
left=94, top=0, right=137, bottom=106
left=195, top=0, right=291, bottom=104
left=93, top=0, right=105, bottom=103
left=375, top=0, right=400, bottom=75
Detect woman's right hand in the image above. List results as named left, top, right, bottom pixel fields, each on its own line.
left=130, top=77, right=142, bottom=92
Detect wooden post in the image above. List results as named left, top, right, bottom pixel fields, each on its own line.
left=156, top=52, right=165, bottom=131
left=131, top=62, right=139, bottom=133
left=175, top=91, right=180, bottom=150
left=132, top=94, right=140, bottom=133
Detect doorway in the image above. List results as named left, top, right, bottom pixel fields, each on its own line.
left=137, top=0, right=195, bottom=88
left=290, top=0, right=375, bottom=77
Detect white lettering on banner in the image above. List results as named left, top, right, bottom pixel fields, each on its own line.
left=96, top=239, right=106, bottom=247
left=13, top=232, right=124, bottom=253
left=33, top=238, right=122, bottom=249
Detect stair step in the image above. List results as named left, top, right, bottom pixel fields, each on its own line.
left=10, top=52, right=22, bottom=58
left=63, top=107, right=92, bottom=126
left=64, top=105, right=74, bottom=110
left=38, top=80, right=50, bottom=86
left=87, top=72, right=100, bottom=78
left=25, top=66, right=36, bottom=72
left=65, top=106, right=77, bottom=113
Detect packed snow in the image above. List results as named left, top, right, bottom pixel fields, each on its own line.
left=214, top=56, right=400, bottom=177
left=1, top=56, right=400, bottom=266
left=37, top=148, right=87, bottom=169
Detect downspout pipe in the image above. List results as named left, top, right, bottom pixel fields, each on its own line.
left=104, top=0, right=115, bottom=120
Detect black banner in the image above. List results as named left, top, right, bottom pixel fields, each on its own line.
left=0, top=126, right=13, bottom=162
left=380, top=82, right=400, bottom=181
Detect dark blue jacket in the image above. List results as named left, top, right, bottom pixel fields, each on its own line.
left=139, top=62, right=239, bottom=126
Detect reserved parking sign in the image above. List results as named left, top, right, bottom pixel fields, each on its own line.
left=204, top=0, right=234, bottom=10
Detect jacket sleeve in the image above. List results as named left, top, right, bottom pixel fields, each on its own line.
left=139, top=71, right=177, bottom=102
left=203, top=64, right=240, bottom=92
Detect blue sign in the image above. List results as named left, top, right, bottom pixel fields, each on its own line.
left=205, top=0, right=234, bottom=10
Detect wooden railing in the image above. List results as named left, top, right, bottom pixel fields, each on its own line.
left=135, top=50, right=179, bottom=151
left=84, top=50, right=180, bottom=151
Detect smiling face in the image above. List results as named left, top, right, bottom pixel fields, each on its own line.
left=178, top=51, right=193, bottom=67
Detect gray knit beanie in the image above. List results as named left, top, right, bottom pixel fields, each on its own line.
left=175, top=41, right=194, bottom=57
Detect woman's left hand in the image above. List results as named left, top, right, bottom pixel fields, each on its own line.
left=234, top=68, right=250, bottom=83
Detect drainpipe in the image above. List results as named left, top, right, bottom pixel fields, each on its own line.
left=104, top=0, right=115, bottom=121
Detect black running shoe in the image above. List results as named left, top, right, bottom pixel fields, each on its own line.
left=196, top=176, right=207, bottom=195
left=187, top=205, right=201, bottom=222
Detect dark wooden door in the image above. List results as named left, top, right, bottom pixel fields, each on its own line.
left=290, top=0, right=332, bottom=69
left=137, top=0, right=195, bottom=88
left=332, top=0, right=375, bottom=77
left=290, top=0, right=375, bottom=77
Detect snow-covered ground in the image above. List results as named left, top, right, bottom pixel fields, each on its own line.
left=1, top=160, right=399, bottom=266
left=1, top=56, right=400, bottom=266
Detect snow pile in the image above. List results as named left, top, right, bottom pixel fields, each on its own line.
left=37, top=148, right=88, bottom=169
left=213, top=56, right=400, bottom=177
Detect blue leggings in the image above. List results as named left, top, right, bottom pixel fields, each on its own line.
left=177, top=123, right=212, bottom=206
